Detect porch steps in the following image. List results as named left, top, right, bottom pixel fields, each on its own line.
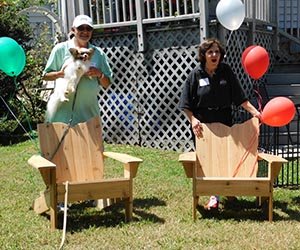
left=265, top=73, right=300, bottom=104
left=273, top=63, right=300, bottom=74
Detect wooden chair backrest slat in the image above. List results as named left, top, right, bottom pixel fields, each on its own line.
left=196, top=118, right=259, bottom=178
left=38, top=116, right=104, bottom=183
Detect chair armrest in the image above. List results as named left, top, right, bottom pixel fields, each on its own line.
left=258, top=152, right=288, bottom=163
left=178, top=152, right=196, bottom=178
left=28, top=154, right=56, bottom=186
left=258, top=152, right=288, bottom=181
left=178, top=152, right=196, bottom=162
left=28, top=154, right=56, bottom=170
left=103, top=152, right=143, bottom=178
left=103, top=152, right=143, bottom=163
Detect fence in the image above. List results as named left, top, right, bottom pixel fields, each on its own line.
left=259, top=107, right=300, bottom=186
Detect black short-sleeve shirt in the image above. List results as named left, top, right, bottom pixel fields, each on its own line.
left=179, top=63, right=247, bottom=126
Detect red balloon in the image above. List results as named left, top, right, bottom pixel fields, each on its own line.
left=261, top=97, right=296, bottom=127
left=241, top=45, right=256, bottom=72
left=242, top=45, right=270, bottom=79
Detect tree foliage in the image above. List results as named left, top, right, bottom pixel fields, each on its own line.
left=0, top=1, right=55, bottom=143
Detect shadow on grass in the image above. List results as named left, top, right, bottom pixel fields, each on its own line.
left=274, top=199, right=300, bottom=221
left=196, top=198, right=300, bottom=222
left=292, top=196, right=300, bottom=205
left=43, top=196, right=166, bottom=232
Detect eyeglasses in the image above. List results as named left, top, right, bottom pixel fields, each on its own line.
left=76, top=25, right=93, bottom=32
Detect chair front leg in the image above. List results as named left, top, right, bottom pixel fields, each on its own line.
left=49, top=169, right=57, bottom=230
left=124, top=197, right=133, bottom=222
left=193, top=196, right=199, bottom=221
left=268, top=195, right=273, bottom=222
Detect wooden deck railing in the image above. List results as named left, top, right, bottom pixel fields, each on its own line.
left=88, top=0, right=277, bottom=27
left=90, top=0, right=202, bottom=25
left=58, top=1, right=300, bottom=42
left=58, top=0, right=278, bottom=51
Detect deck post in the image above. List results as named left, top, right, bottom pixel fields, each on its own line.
left=199, top=0, right=209, bottom=43
left=136, top=0, right=146, bottom=52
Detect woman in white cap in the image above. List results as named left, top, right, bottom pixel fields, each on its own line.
left=42, top=15, right=113, bottom=126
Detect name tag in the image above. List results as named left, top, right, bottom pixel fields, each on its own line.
left=220, top=79, right=227, bottom=85
left=199, top=78, right=210, bottom=87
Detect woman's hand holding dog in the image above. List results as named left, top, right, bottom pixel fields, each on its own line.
left=86, top=67, right=110, bottom=89
left=85, top=66, right=102, bottom=78
left=43, top=70, right=65, bottom=81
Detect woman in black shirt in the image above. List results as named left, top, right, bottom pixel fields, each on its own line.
left=179, top=38, right=260, bottom=140
left=179, top=38, right=261, bottom=210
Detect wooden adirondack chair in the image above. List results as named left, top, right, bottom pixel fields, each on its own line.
left=28, top=116, right=143, bottom=230
left=179, top=118, right=287, bottom=221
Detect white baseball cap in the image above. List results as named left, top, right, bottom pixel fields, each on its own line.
left=72, top=15, right=93, bottom=28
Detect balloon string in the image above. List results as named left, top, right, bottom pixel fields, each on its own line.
left=232, top=123, right=261, bottom=177
left=230, top=36, right=263, bottom=176
left=226, top=30, right=234, bottom=48
left=0, top=94, right=39, bottom=151
left=253, top=81, right=263, bottom=112
left=224, top=30, right=234, bottom=63
left=13, top=77, right=35, bottom=134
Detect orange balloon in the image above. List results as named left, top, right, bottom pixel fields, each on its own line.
left=261, top=97, right=296, bottom=127
left=242, top=45, right=269, bottom=79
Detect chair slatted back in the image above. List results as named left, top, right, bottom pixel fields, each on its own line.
left=195, top=118, right=259, bottom=178
left=38, top=116, right=104, bottom=183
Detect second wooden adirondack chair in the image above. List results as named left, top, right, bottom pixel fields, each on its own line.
left=179, top=118, right=287, bottom=221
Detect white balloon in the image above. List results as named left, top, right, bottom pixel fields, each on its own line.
left=216, top=0, right=245, bottom=31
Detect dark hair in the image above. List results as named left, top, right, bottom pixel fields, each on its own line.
left=198, top=38, right=225, bottom=65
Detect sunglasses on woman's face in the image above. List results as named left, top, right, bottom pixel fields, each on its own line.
left=76, top=25, right=93, bottom=32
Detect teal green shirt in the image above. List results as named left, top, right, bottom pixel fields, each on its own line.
left=43, top=38, right=113, bottom=126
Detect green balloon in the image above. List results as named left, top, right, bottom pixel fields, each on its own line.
left=0, top=37, right=26, bottom=77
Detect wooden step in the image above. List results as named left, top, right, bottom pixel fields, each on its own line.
left=273, top=63, right=300, bottom=73
left=266, top=73, right=300, bottom=84
left=264, top=73, right=300, bottom=105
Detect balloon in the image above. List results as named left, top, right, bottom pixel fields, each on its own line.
left=216, top=0, right=245, bottom=31
left=242, top=45, right=269, bottom=79
left=241, top=45, right=256, bottom=72
left=0, top=37, right=26, bottom=77
left=261, top=97, right=296, bottom=127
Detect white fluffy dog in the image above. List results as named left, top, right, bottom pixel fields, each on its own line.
left=46, top=47, right=94, bottom=121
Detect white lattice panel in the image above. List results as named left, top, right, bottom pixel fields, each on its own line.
left=93, top=34, right=140, bottom=145
left=93, top=26, right=277, bottom=151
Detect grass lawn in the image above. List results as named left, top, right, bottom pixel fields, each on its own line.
left=1, top=140, right=300, bottom=249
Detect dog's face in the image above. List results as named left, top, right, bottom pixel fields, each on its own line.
left=69, top=47, right=94, bottom=62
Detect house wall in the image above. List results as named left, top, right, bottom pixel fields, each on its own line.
left=278, top=0, right=300, bottom=38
